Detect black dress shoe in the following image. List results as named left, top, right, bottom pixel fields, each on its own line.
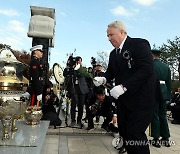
left=160, top=138, right=170, bottom=147
left=151, top=139, right=161, bottom=148
left=119, top=147, right=126, bottom=153
left=171, top=120, right=180, bottom=124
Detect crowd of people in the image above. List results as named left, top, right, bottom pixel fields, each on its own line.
left=27, top=20, right=180, bottom=154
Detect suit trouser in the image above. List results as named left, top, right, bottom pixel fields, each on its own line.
left=117, top=102, right=154, bottom=154
left=71, top=93, right=85, bottom=123
left=151, top=100, right=170, bottom=139
left=84, top=91, right=93, bottom=118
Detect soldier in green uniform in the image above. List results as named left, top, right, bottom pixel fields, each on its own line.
left=150, top=49, right=171, bottom=147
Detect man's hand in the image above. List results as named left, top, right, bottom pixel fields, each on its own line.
left=112, top=116, right=117, bottom=124
left=93, top=77, right=106, bottom=87
left=74, top=64, right=80, bottom=70
left=110, top=85, right=126, bottom=99
left=37, top=94, right=42, bottom=101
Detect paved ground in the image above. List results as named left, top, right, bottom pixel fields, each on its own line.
left=40, top=112, right=180, bottom=154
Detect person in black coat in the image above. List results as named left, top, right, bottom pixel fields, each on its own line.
left=83, top=67, right=94, bottom=122
left=169, top=87, right=180, bottom=124
left=63, top=56, right=91, bottom=128
left=41, top=81, right=62, bottom=127
left=86, top=86, right=117, bottom=132
left=28, top=45, right=44, bottom=106
left=94, top=20, right=156, bottom=154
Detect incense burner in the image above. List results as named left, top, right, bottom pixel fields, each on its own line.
left=0, top=48, right=29, bottom=139
left=24, top=106, right=42, bottom=125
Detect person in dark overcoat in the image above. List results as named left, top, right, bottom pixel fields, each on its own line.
left=41, top=81, right=62, bottom=127
left=169, top=87, right=180, bottom=124
left=63, top=56, right=92, bottom=128
left=93, top=20, right=156, bottom=154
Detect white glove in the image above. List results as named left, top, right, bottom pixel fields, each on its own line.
left=170, top=103, right=176, bottom=106
left=74, top=64, right=80, bottom=70
left=93, top=77, right=106, bottom=87
left=37, top=94, right=42, bottom=101
left=110, top=85, right=125, bottom=99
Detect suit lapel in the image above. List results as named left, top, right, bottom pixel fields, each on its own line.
left=121, top=36, right=131, bottom=54
left=116, top=36, right=132, bottom=72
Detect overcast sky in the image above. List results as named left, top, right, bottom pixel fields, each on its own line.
left=0, top=0, right=179, bottom=68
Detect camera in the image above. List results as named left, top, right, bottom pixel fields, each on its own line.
left=91, top=57, right=96, bottom=68
left=91, top=100, right=101, bottom=116
left=67, top=54, right=76, bottom=68
left=46, top=90, right=59, bottom=106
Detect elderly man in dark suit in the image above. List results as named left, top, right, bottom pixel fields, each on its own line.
left=94, top=21, right=156, bottom=154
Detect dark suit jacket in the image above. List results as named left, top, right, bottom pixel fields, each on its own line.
left=63, top=67, right=89, bottom=96
left=105, top=36, right=156, bottom=111
left=78, top=76, right=89, bottom=94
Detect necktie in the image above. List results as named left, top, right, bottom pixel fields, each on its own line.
left=116, top=48, right=121, bottom=54
left=116, top=48, right=121, bottom=70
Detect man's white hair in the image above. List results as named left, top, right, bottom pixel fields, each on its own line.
left=108, top=21, right=127, bottom=34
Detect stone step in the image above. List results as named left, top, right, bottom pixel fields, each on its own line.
left=0, top=120, right=49, bottom=154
